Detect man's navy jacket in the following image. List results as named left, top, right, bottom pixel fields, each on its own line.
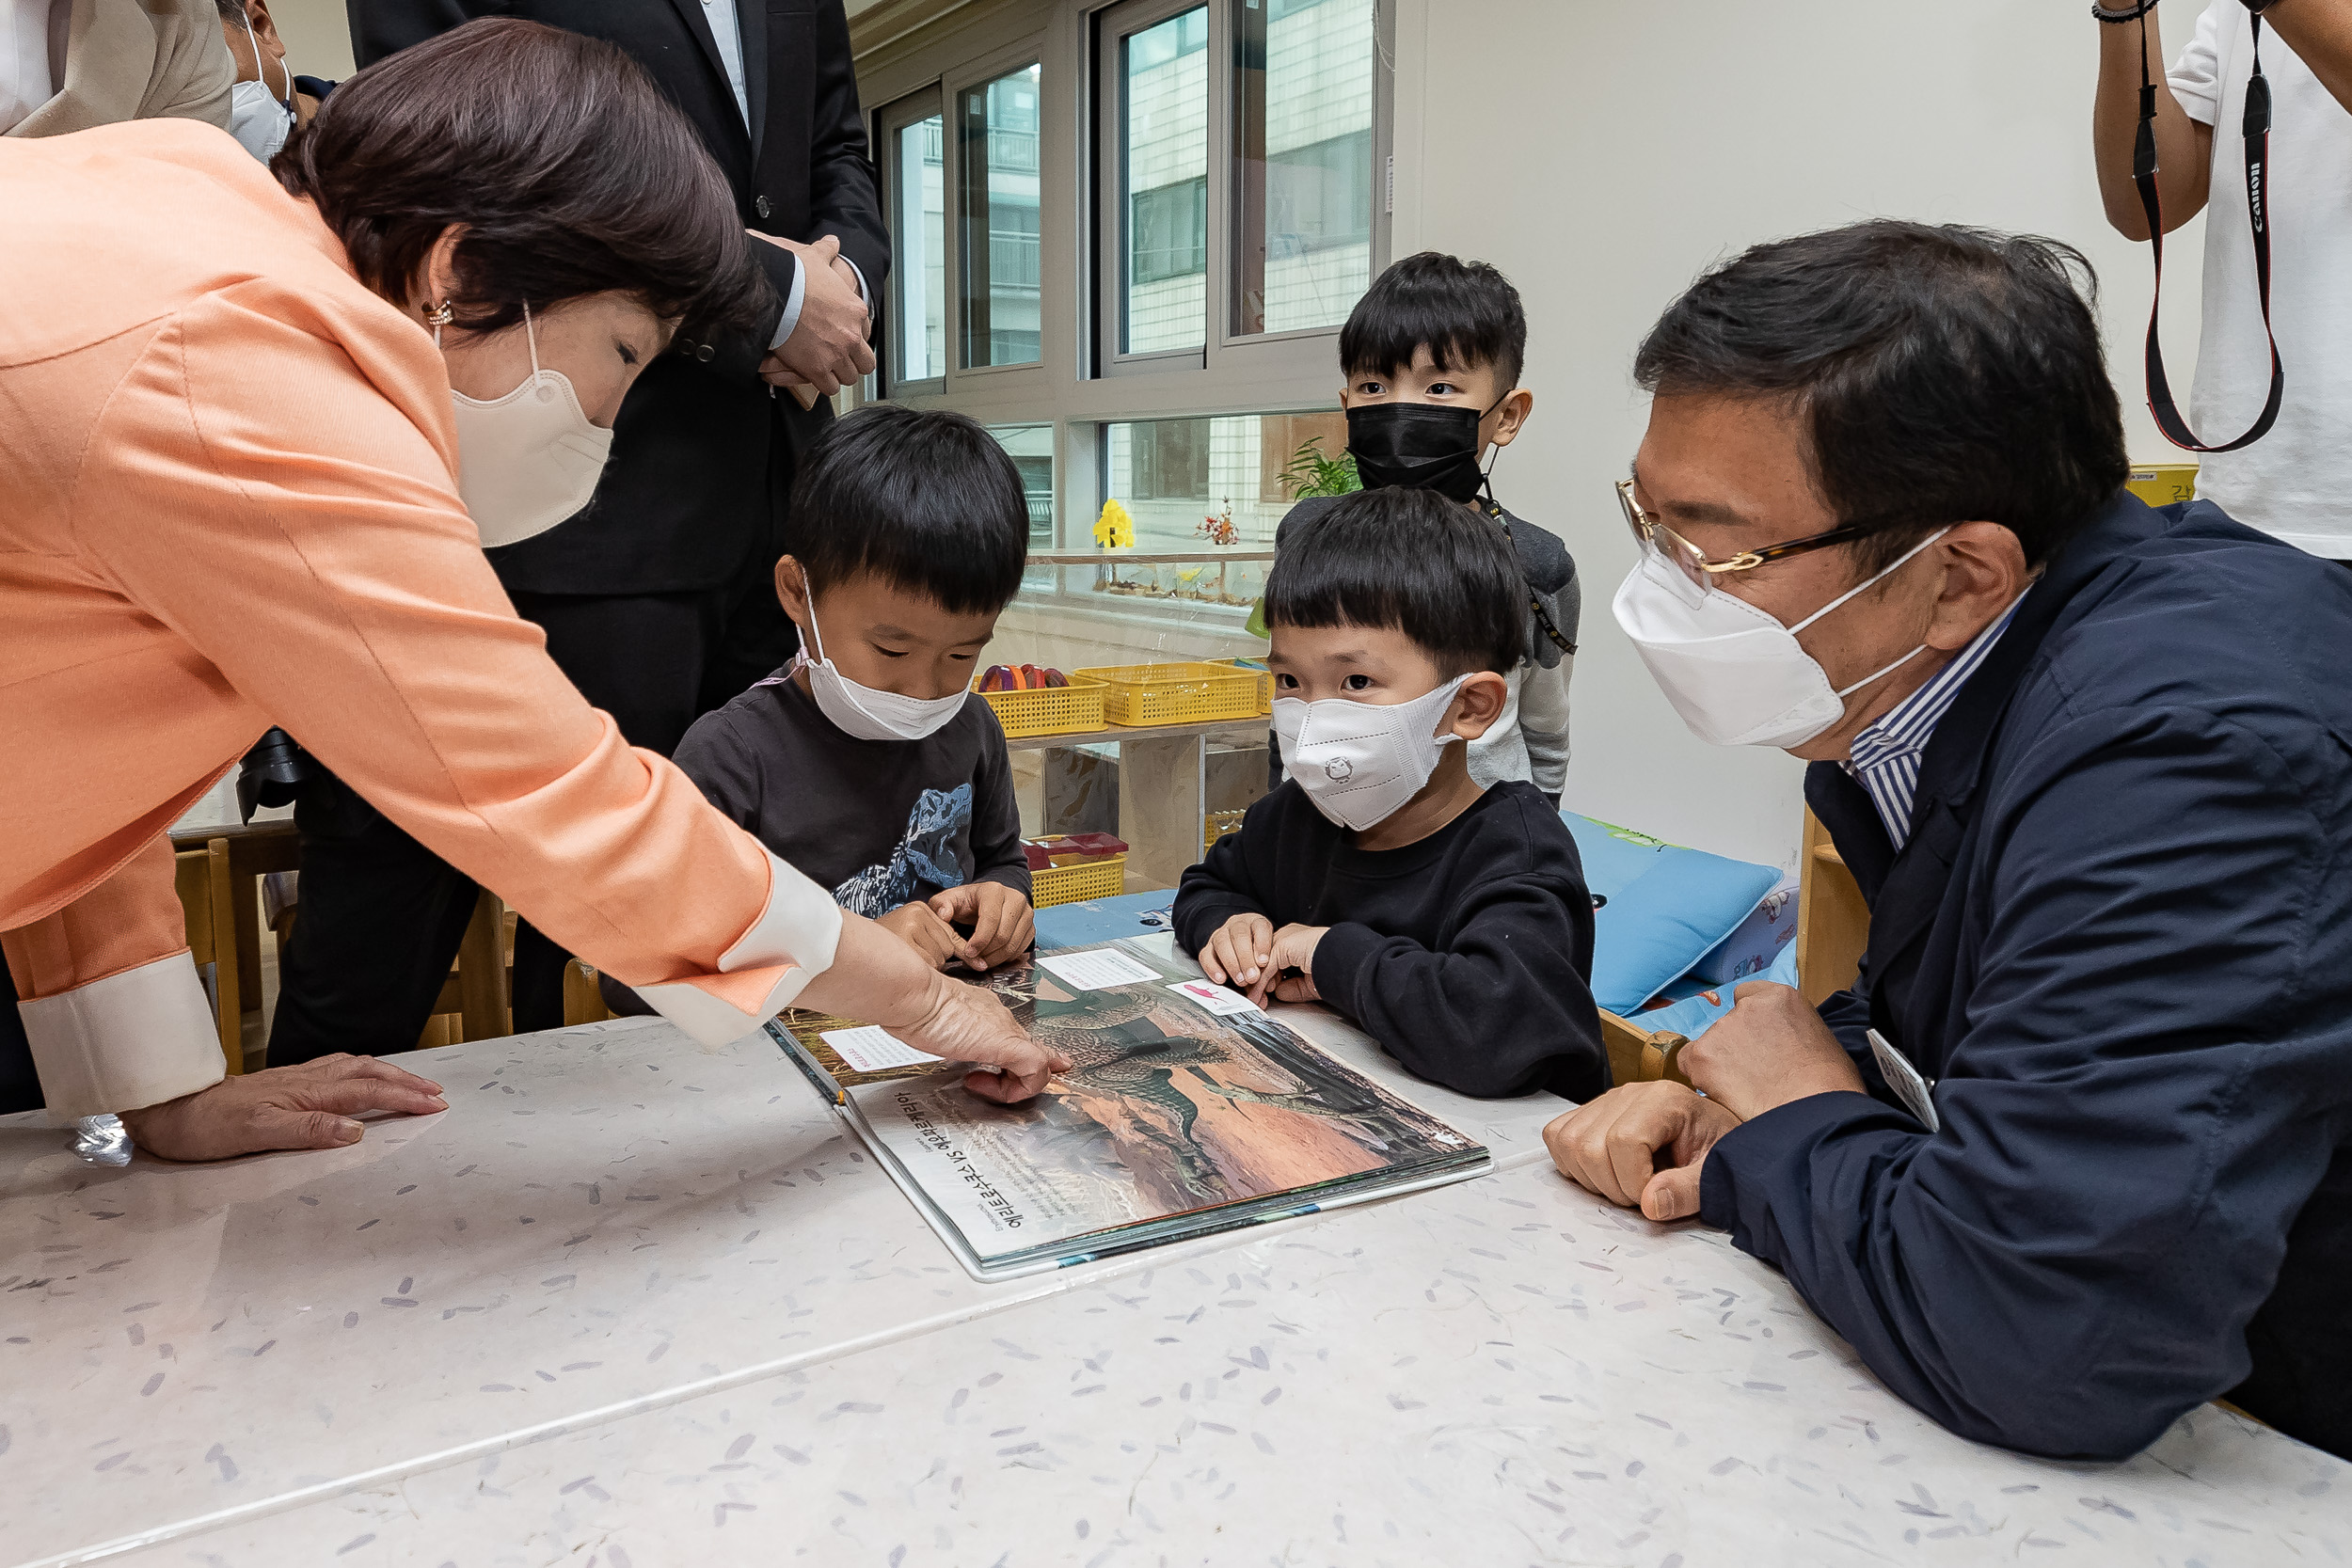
left=1700, top=493, right=2352, bottom=1462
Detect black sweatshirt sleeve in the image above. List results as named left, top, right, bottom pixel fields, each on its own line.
left=967, top=716, right=1031, bottom=899
left=668, top=710, right=766, bottom=835
left=1172, top=794, right=1283, bottom=955
left=1311, top=869, right=1605, bottom=1101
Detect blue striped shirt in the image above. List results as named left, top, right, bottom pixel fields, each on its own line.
left=1842, top=598, right=2024, bottom=850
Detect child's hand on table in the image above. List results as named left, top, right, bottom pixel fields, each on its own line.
left=1200, top=911, right=1275, bottom=990
left=927, top=881, right=1034, bottom=971
left=1248, top=924, right=1327, bottom=1006
left=878, top=900, right=969, bottom=970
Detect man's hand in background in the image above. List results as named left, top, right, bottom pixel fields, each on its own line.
left=749, top=231, right=874, bottom=396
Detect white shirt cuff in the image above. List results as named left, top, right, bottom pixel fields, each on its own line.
left=21, top=952, right=226, bottom=1119
left=634, top=848, right=844, bottom=1048
left=768, top=257, right=810, bottom=352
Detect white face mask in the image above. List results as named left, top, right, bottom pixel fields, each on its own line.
left=795, top=605, right=969, bottom=742
left=226, top=8, right=294, bottom=163
left=443, top=303, right=613, bottom=548
left=1612, top=528, right=1949, bottom=750
left=1272, top=675, right=1469, bottom=832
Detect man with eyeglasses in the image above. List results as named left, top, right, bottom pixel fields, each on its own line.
left=1546, top=219, right=2352, bottom=1463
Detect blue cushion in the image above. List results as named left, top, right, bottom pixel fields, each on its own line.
left=1034, top=891, right=1176, bottom=949
left=1562, top=812, right=1781, bottom=1014
left=1631, top=942, right=1802, bottom=1041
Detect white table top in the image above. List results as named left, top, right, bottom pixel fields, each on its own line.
left=3, top=982, right=2344, bottom=1565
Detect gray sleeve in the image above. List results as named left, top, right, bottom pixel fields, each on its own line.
left=1517, top=650, right=1573, bottom=797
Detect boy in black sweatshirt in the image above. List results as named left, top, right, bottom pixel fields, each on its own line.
left=1174, top=488, right=1605, bottom=1101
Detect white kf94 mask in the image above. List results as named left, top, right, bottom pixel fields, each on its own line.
left=1612, top=528, right=1949, bottom=750
left=1272, top=675, right=1470, bottom=832
left=445, top=303, right=614, bottom=548
left=795, top=607, right=969, bottom=742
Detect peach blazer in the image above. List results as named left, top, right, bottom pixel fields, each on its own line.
left=0, top=121, right=839, bottom=1117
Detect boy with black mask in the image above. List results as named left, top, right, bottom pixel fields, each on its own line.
left=1275, top=253, right=1578, bottom=805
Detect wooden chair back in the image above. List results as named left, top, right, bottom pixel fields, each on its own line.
left=1795, top=806, right=1870, bottom=1005
left=171, top=837, right=244, bottom=1075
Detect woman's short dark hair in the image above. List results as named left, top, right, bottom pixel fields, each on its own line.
left=785, top=406, right=1031, bottom=616
left=278, top=18, right=766, bottom=338
left=1266, top=487, right=1525, bottom=678
left=1633, top=220, right=2129, bottom=570
left=1340, top=251, right=1529, bottom=390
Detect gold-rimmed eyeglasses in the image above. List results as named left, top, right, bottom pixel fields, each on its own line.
left=1616, top=478, right=1873, bottom=584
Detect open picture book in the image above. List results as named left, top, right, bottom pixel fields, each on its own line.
left=768, top=938, right=1491, bottom=1280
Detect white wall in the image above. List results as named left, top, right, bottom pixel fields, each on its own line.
left=1391, top=0, right=2205, bottom=875
left=267, top=0, right=356, bottom=80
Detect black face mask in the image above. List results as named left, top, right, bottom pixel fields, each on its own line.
left=1344, top=399, right=1502, bottom=504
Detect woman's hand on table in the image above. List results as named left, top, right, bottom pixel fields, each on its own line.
left=797, top=912, right=1069, bottom=1104
left=118, top=1054, right=448, bottom=1163
left=1543, top=1081, right=1740, bottom=1223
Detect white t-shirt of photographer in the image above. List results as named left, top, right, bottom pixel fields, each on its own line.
left=2170, top=1, right=2352, bottom=559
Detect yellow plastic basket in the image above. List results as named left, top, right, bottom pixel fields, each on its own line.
left=972, top=673, right=1107, bottom=738
left=1031, top=853, right=1127, bottom=909
left=1074, top=661, right=1265, bottom=727
left=1205, top=658, right=1273, bottom=716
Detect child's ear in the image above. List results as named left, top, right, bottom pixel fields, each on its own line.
left=1486, top=388, right=1535, bottom=450
left=1446, top=672, right=1512, bottom=741
left=773, top=556, right=812, bottom=628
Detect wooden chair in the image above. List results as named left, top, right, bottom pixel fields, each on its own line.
left=171, top=837, right=245, bottom=1075
left=413, top=890, right=614, bottom=1047
left=1795, top=806, right=1869, bottom=1005
left=1598, top=806, right=1873, bottom=1085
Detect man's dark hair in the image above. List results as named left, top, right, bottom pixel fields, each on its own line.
left=1633, top=220, right=2130, bottom=570
left=1265, top=487, right=1524, bottom=678
left=1339, top=251, right=1528, bottom=390
left=278, top=19, right=767, bottom=340
left=785, top=406, right=1030, bottom=615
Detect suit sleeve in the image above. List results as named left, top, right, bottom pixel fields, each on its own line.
left=77, top=285, right=841, bottom=1055
left=152, top=0, right=234, bottom=130
left=345, top=0, right=493, bottom=67
left=806, top=0, right=888, bottom=297
left=1312, top=867, right=1604, bottom=1101
left=1702, top=706, right=2345, bottom=1460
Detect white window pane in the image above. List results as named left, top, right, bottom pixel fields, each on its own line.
left=961, top=64, right=1042, bottom=369
left=894, top=115, right=946, bottom=384
left=1121, top=8, right=1209, bottom=356
left=1233, top=0, right=1375, bottom=337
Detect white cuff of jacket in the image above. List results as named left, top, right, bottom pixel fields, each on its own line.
left=635, top=848, right=843, bottom=1048
left=21, top=952, right=226, bottom=1119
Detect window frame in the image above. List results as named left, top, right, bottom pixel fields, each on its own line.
left=875, top=84, right=946, bottom=398
left=858, top=0, right=1393, bottom=566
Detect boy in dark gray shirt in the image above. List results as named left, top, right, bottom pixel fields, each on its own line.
left=605, top=407, right=1034, bottom=1014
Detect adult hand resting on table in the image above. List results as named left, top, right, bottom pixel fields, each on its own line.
left=1544, top=980, right=1865, bottom=1222
left=120, top=1054, right=450, bottom=1163
left=795, top=911, right=1069, bottom=1104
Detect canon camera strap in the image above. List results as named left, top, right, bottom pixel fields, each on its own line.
left=2134, top=8, right=2283, bottom=451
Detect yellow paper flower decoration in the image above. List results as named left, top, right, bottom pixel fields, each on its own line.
left=1094, top=498, right=1135, bottom=549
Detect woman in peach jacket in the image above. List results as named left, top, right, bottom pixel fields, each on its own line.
left=0, top=22, right=1058, bottom=1162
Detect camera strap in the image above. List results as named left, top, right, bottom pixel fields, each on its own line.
left=2134, top=8, right=2283, bottom=451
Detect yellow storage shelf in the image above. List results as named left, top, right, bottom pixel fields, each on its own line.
left=1032, top=853, right=1128, bottom=909
left=973, top=673, right=1107, bottom=738
left=1074, top=661, right=1265, bottom=727
left=1205, top=658, right=1273, bottom=716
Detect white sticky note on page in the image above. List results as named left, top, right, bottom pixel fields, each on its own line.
left=1167, top=978, right=1261, bottom=1017
left=820, top=1025, right=943, bottom=1072
left=1035, top=948, right=1161, bottom=991
left=1867, top=1028, right=1939, bottom=1133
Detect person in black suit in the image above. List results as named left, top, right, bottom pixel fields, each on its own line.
left=265, top=0, right=888, bottom=1061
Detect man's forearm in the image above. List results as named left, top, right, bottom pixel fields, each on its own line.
left=2092, top=3, right=2211, bottom=238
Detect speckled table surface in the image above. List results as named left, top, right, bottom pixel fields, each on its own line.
left=4, top=998, right=2345, bottom=1567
